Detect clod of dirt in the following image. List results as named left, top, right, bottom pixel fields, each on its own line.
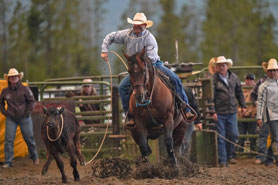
left=91, top=158, right=131, bottom=178
left=134, top=156, right=208, bottom=179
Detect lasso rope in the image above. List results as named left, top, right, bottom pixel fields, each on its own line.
left=212, top=129, right=274, bottom=159
left=109, top=51, right=128, bottom=70
left=85, top=58, right=113, bottom=166
left=47, top=114, right=64, bottom=142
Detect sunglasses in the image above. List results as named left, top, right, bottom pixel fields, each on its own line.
left=268, top=69, right=278, bottom=72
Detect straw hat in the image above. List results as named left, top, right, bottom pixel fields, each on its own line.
left=215, top=56, right=233, bottom=67
left=208, top=57, right=217, bottom=74
left=4, top=68, right=24, bottom=80
left=208, top=56, right=233, bottom=74
left=127, top=12, right=153, bottom=28
left=262, top=58, right=278, bottom=72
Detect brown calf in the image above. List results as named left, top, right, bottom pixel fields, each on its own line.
left=41, top=106, right=85, bottom=183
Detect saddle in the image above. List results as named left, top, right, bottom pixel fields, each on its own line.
left=157, top=70, right=184, bottom=108
left=157, top=70, right=196, bottom=122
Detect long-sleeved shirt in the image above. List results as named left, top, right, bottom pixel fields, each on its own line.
left=101, top=29, right=160, bottom=64
left=0, top=82, right=35, bottom=121
left=256, top=78, right=278, bottom=121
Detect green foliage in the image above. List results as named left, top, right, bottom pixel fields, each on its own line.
left=201, top=0, right=278, bottom=66
left=156, top=0, right=195, bottom=63
left=0, top=0, right=106, bottom=81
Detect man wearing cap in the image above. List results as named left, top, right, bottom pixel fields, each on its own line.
left=101, top=12, right=193, bottom=127
left=66, top=79, right=100, bottom=124
left=257, top=58, right=278, bottom=166
left=0, top=68, right=39, bottom=168
left=237, top=73, right=257, bottom=153
left=209, top=56, right=246, bottom=167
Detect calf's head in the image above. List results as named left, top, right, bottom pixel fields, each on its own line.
left=43, top=106, right=64, bottom=128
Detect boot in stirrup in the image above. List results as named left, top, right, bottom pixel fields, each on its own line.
left=125, top=112, right=135, bottom=128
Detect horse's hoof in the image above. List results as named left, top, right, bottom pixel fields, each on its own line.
left=135, top=157, right=149, bottom=165
left=62, top=179, right=68, bottom=184
left=41, top=169, right=47, bottom=175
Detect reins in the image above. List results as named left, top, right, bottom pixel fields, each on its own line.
left=47, top=114, right=64, bottom=142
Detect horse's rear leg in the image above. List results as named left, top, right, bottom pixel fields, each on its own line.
left=73, top=132, right=85, bottom=166
left=67, top=142, right=80, bottom=181
left=173, top=120, right=187, bottom=155
left=41, top=151, right=53, bottom=175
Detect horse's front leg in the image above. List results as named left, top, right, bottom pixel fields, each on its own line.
left=131, top=120, right=151, bottom=158
left=164, top=119, right=177, bottom=166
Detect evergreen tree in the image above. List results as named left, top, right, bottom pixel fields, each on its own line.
left=156, top=0, right=189, bottom=64
left=201, top=0, right=277, bottom=66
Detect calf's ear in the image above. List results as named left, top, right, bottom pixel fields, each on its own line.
left=43, top=106, right=48, bottom=114
left=57, top=106, right=64, bottom=115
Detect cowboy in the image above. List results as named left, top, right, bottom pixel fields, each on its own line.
left=209, top=56, right=246, bottom=167
left=0, top=68, right=39, bottom=168
left=257, top=58, right=278, bottom=166
left=101, top=12, right=193, bottom=127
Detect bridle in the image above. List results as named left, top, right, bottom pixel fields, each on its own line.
left=130, top=57, right=156, bottom=107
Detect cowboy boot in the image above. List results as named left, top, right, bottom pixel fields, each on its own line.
left=180, top=102, right=195, bottom=120
left=125, top=112, right=135, bottom=128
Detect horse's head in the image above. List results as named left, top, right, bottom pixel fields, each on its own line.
left=124, top=49, right=151, bottom=105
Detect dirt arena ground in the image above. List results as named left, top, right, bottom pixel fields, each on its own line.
left=1, top=157, right=278, bottom=185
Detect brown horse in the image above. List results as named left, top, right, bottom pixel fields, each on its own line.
left=124, top=49, right=190, bottom=165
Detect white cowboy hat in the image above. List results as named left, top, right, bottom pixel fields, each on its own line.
left=208, top=56, right=233, bottom=74
left=215, top=56, right=233, bottom=67
left=262, top=58, right=278, bottom=72
left=4, top=68, right=24, bottom=80
left=127, top=12, right=153, bottom=28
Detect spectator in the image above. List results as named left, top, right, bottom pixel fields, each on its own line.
left=0, top=68, right=39, bottom=168
left=256, top=58, right=278, bottom=166
left=237, top=73, right=257, bottom=152
left=209, top=56, right=246, bottom=167
left=66, top=79, right=100, bottom=124
left=250, top=74, right=272, bottom=165
left=181, top=87, right=202, bottom=159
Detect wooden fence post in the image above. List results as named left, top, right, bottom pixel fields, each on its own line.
left=112, top=86, right=120, bottom=153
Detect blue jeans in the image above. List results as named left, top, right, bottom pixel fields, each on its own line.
left=181, top=122, right=194, bottom=158
left=118, top=61, right=189, bottom=113
left=268, top=120, right=278, bottom=160
left=216, top=113, right=239, bottom=164
left=256, top=122, right=270, bottom=161
left=4, top=116, right=38, bottom=165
